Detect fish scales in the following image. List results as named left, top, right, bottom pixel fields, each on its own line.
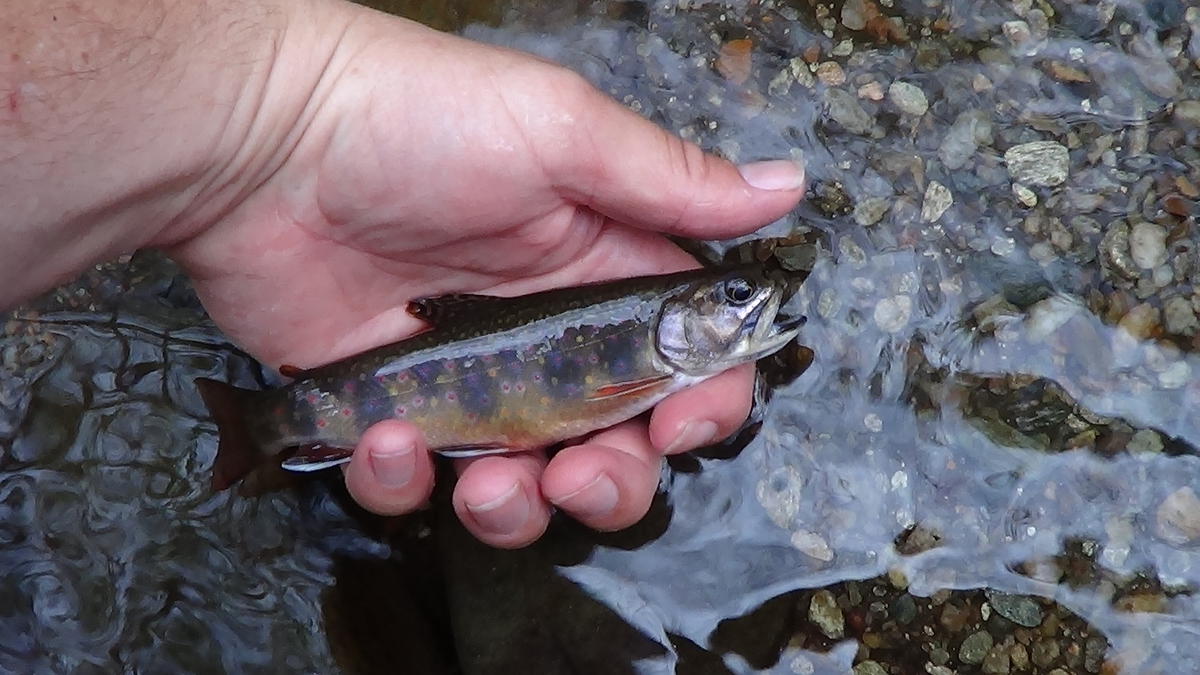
left=247, top=300, right=664, bottom=456
left=195, top=264, right=807, bottom=487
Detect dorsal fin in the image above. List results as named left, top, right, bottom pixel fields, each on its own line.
left=405, top=293, right=509, bottom=326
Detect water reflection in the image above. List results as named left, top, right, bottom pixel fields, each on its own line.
left=2, top=0, right=1199, bottom=672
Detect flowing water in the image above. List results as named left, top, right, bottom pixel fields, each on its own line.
left=3, top=0, right=1199, bottom=673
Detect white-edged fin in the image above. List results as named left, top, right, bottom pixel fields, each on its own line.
left=281, top=444, right=354, bottom=472
left=435, top=445, right=514, bottom=459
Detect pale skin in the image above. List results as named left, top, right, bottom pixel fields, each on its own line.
left=1, top=0, right=804, bottom=548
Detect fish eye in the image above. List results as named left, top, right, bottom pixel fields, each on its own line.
left=723, top=277, right=757, bottom=305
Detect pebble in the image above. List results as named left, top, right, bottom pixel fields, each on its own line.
left=1164, top=296, right=1199, bottom=335
left=874, top=295, right=913, bottom=332
left=1004, top=141, right=1069, bottom=186
left=922, top=181, right=953, bottom=222
left=960, top=630, right=994, bottom=665
left=841, top=0, right=868, bottom=30
left=940, top=110, right=993, bottom=169
left=1175, top=101, right=1200, bottom=127
left=816, top=61, right=847, bottom=85
left=1013, top=183, right=1037, bottom=207
left=1117, top=303, right=1159, bottom=341
left=853, top=662, right=887, bottom=675
left=982, top=647, right=1011, bottom=674
left=854, top=197, right=891, bottom=226
left=858, top=81, right=884, bottom=100
left=1158, top=360, right=1190, bottom=389
left=888, top=81, right=929, bottom=116
left=809, top=590, right=845, bottom=638
left=1129, top=222, right=1167, bottom=269
left=1155, top=486, right=1200, bottom=545
left=791, top=530, right=834, bottom=561
left=1002, top=20, right=1033, bottom=48
left=985, top=591, right=1044, bottom=627
left=825, top=88, right=874, bottom=135
left=1127, top=429, right=1164, bottom=454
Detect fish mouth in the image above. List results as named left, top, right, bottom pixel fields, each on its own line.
left=746, top=290, right=806, bottom=357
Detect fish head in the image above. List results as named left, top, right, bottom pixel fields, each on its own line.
left=656, top=266, right=805, bottom=376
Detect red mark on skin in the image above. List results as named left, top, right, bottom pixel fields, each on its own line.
left=7, top=91, right=18, bottom=115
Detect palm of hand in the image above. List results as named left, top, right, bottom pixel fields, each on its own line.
left=167, top=13, right=802, bottom=548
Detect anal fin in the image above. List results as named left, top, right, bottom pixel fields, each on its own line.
left=281, top=444, right=355, bottom=472
left=434, top=444, right=513, bottom=459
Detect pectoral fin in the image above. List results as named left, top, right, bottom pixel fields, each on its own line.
left=587, top=374, right=673, bottom=401
left=279, top=364, right=314, bottom=379
left=281, top=444, right=355, bottom=472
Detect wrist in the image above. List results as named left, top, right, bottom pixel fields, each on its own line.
left=0, top=0, right=349, bottom=305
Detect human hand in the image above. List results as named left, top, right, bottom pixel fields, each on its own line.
left=167, top=2, right=804, bottom=547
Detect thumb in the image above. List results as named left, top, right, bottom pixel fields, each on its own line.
left=544, top=78, right=805, bottom=239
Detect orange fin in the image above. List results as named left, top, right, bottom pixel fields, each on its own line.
left=281, top=444, right=355, bottom=472
left=195, top=378, right=264, bottom=491
left=588, top=374, right=673, bottom=401
left=278, top=364, right=312, bottom=379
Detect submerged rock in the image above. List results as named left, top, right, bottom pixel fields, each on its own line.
left=1005, top=141, right=1069, bottom=186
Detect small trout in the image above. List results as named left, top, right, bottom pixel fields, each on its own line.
left=197, top=265, right=805, bottom=489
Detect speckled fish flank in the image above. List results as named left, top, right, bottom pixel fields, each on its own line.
left=195, top=264, right=806, bottom=489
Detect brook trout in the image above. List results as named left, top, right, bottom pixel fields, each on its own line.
left=197, top=265, right=805, bottom=489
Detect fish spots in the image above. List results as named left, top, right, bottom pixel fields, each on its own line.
left=395, top=405, right=407, bottom=416
left=306, top=392, right=319, bottom=405
left=501, top=382, right=511, bottom=394
left=341, top=408, right=353, bottom=417
left=446, top=391, right=458, bottom=402
left=316, top=418, right=327, bottom=429
left=515, top=383, right=526, bottom=393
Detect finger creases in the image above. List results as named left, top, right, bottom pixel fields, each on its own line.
left=649, top=364, right=755, bottom=454
left=542, top=419, right=662, bottom=532
left=452, top=454, right=551, bottom=549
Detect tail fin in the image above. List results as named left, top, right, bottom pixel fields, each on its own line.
left=195, top=378, right=265, bottom=491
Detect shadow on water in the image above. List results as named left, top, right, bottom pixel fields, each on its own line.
left=3, top=0, right=1200, bottom=672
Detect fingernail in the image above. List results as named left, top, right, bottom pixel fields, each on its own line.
left=663, top=420, right=720, bottom=455
left=738, top=159, right=805, bottom=191
left=466, top=483, right=529, bottom=535
left=370, top=443, right=416, bottom=488
left=550, top=473, right=620, bottom=519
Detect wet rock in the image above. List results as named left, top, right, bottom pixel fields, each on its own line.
left=841, top=0, right=868, bottom=30
left=940, top=110, right=993, bottom=170
left=825, top=88, right=873, bottom=135
left=960, top=630, right=994, bottom=665
left=888, top=81, right=928, bottom=116
left=982, top=646, right=1011, bottom=674
left=858, top=81, right=884, bottom=100
left=1003, top=21, right=1033, bottom=49
left=1100, top=222, right=1140, bottom=281
left=1129, top=222, right=1167, bottom=269
left=874, top=295, right=913, bottom=332
left=1013, top=183, right=1037, bottom=207
left=1156, top=486, right=1200, bottom=545
left=1005, top=141, right=1069, bottom=186
left=1010, top=644, right=1030, bottom=670
left=1164, top=296, right=1199, bottom=336
left=1117, top=303, right=1159, bottom=340
left=854, top=661, right=887, bottom=675
left=1084, top=635, right=1108, bottom=673
left=891, top=594, right=917, bottom=624
left=1175, top=101, right=1200, bottom=127
left=854, top=197, right=891, bottom=226
left=922, top=181, right=953, bottom=222
left=1127, top=429, right=1164, bottom=454
left=791, top=530, right=834, bottom=561
left=817, top=61, right=847, bottom=86
left=986, top=591, right=1043, bottom=627
left=1032, top=639, right=1060, bottom=668
left=809, top=590, right=844, bottom=638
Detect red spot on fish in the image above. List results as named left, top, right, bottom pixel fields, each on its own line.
left=343, top=381, right=357, bottom=394
left=341, top=408, right=352, bottom=417
left=515, top=383, right=526, bottom=393
left=446, top=392, right=457, bottom=402
left=412, top=396, right=425, bottom=407
left=589, top=354, right=599, bottom=364
left=533, top=374, right=543, bottom=382
left=398, top=373, right=408, bottom=381
left=501, top=383, right=511, bottom=393
left=375, top=375, right=387, bottom=383
left=316, top=418, right=327, bottom=428
left=306, top=393, right=318, bottom=404
left=395, top=406, right=407, bottom=416
left=444, top=361, right=456, bottom=371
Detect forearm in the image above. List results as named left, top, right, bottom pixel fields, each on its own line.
left=0, top=0, right=344, bottom=307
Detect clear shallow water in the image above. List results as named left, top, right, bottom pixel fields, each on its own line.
left=3, top=0, right=1199, bottom=672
